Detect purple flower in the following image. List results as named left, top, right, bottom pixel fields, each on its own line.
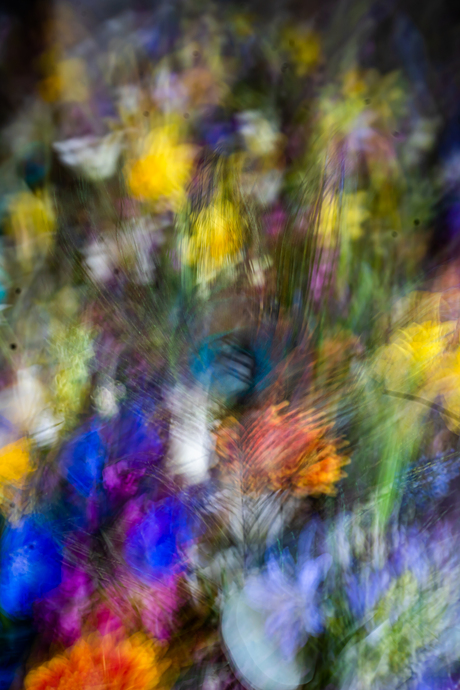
left=345, top=566, right=391, bottom=621
left=124, top=497, right=195, bottom=583
left=245, top=552, right=331, bottom=660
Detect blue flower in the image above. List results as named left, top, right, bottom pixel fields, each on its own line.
left=61, top=424, right=107, bottom=498
left=106, top=405, right=164, bottom=465
left=124, top=498, right=194, bottom=582
left=245, top=550, right=331, bottom=660
left=345, top=566, right=391, bottom=621
left=0, top=517, right=62, bottom=618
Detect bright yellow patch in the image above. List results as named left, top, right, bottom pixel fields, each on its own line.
left=184, top=197, right=244, bottom=281
left=126, top=126, right=195, bottom=209
left=39, top=58, right=89, bottom=103
left=317, top=191, right=370, bottom=246
left=7, top=189, right=56, bottom=270
left=374, top=321, right=456, bottom=392
left=0, top=439, right=31, bottom=490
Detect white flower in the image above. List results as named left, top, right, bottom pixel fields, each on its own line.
left=0, top=367, right=62, bottom=445
left=94, top=383, right=119, bottom=418
left=53, top=132, right=122, bottom=181
left=152, top=68, right=188, bottom=113
left=166, top=383, right=215, bottom=485
left=238, top=111, right=280, bottom=157
left=83, top=237, right=118, bottom=284
left=117, top=85, right=142, bottom=115
left=119, top=217, right=165, bottom=285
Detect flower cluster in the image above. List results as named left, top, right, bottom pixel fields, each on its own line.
left=0, top=0, right=459, bottom=689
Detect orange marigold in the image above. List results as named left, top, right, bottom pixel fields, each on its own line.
left=24, top=633, right=170, bottom=690
left=215, top=403, right=349, bottom=496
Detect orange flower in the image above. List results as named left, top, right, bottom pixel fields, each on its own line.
left=215, top=403, right=348, bottom=496
left=25, top=633, right=170, bottom=690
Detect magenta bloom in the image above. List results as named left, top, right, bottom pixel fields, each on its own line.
left=35, top=564, right=94, bottom=646
left=264, top=205, right=287, bottom=238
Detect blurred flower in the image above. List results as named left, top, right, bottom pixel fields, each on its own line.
left=0, top=367, right=62, bottom=447
left=6, top=189, right=56, bottom=271
left=215, top=403, right=349, bottom=496
left=126, top=124, right=196, bottom=209
left=124, top=497, right=194, bottom=582
left=24, top=633, right=170, bottom=690
left=53, top=133, right=123, bottom=182
left=60, top=424, right=107, bottom=500
left=373, top=320, right=456, bottom=393
left=317, top=191, right=370, bottom=247
left=264, top=204, right=286, bottom=238
left=237, top=111, right=281, bottom=159
left=345, top=566, right=391, bottom=622
left=39, top=57, right=90, bottom=104
left=36, top=564, right=94, bottom=646
left=104, top=571, right=182, bottom=641
left=0, top=516, right=62, bottom=618
left=245, top=551, right=331, bottom=659
left=83, top=236, right=119, bottom=284
left=0, top=438, right=31, bottom=501
left=315, top=68, right=403, bottom=181
left=119, top=216, right=166, bottom=285
left=152, top=68, right=188, bottom=113
left=281, top=25, right=321, bottom=76
left=183, top=196, right=245, bottom=282
left=167, top=383, right=215, bottom=485
left=428, top=345, right=460, bottom=431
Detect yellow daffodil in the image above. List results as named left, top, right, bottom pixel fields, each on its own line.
left=126, top=125, right=195, bottom=210
left=373, top=321, right=456, bottom=392
left=183, top=196, right=244, bottom=281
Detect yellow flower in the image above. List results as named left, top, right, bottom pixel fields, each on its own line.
left=317, top=191, right=370, bottom=246
left=25, top=633, right=170, bottom=690
left=126, top=125, right=195, bottom=209
left=374, top=321, right=456, bottom=392
left=0, top=438, right=31, bottom=498
left=7, top=189, right=56, bottom=270
left=281, top=26, right=321, bottom=76
left=184, top=197, right=244, bottom=281
left=429, top=345, right=460, bottom=431
left=342, top=192, right=370, bottom=240
left=39, top=58, right=89, bottom=103
left=317, top=192, right=339, bottom=247
left=341, top=68, right=368, bottom=99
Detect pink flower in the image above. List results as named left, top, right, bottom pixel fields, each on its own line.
left=36, top=564, right=95, bottom=646
left=264, top=205, right=286, bottom=238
